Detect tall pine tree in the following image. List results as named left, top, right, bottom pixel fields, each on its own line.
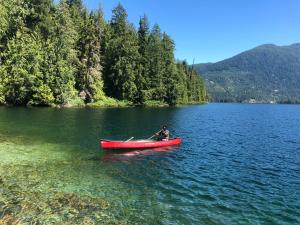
left=48, top=0, right=80, bottom=105
left=102, top=3, right=139, bottom=102
left=148, top=24, right=165, bottom=102
left=161, top=33, right=179, bottom=105
left=136, top=14, right=150, bottom=104
left=1, top=29, right=53, bottom=105
left=75, top=11, right=104, bottom=103
left=0, top=0, right=206, bottom=106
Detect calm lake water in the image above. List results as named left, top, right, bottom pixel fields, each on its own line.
left=0, top=104, right=300, bottom=224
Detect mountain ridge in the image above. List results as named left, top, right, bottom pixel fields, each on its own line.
left=194, top=43, right=300, bottom=103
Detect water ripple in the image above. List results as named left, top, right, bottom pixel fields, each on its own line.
left=1, top=104, right=300, bottom=224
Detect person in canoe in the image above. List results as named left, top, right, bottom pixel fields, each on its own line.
left=155, top=125, right=170, bottom=140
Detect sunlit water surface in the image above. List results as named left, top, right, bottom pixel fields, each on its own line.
left=0, top=104, right=300, bottom=224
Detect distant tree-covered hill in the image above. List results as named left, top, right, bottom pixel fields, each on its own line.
left=194, top=44, right=300, bottom=103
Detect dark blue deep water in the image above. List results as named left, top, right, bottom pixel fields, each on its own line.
left=0, top=104, right=300, bottom=224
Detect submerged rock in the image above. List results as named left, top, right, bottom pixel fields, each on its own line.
left=0, top=175, right=127, bottom=225
left=0, top=214, right=22, bottom=225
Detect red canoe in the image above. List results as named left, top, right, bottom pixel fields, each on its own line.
left=100, top=138, right=182, bottom=150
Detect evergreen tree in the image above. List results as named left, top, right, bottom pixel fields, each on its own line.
left=148, top=24, right=165, bottom=101
left=6, top=0, right=30, bottom=36
left=48, top=0, right=80, bottom=105
left=91, top=6, right=108, bottom=102
left=0, top=0, right=27, bottom=104
left=1, top=29, right=53, bottom=105
left=75, top=11, right=104, bottom=103
left=25, top=0, right=53, bottom=32
left=136, top=14, right=150, bottom=104
left=67, top=0, right=85, bottom=32
left=0, top=0, right=9, bottom=42
left=138, top=15, right=150, bottom=57
left=161, top=33, right=179, bottom=105
left=176, top=61, right=189, bottom=103
left=102, top=3, right=139, bottom=102
left=0, top=0, right=206, bottom=106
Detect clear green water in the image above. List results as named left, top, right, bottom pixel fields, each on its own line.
left=0, top=104, right=300, bottom=224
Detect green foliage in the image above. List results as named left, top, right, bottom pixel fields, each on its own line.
left=136, top=15, right=150, bottom=105
left=161, top=33, right=179, bottom=105
left=25, top=0, right=53, bottom=32
left=102, top=3, right=139, bottom=102
left=148, top=24, right=166, bottom=101
left=176, top=62, right=189, bottom=104
left=0, top=0, right=9, bottom=41
left=0, top=0, right=206, bottom=107
left=74, top=11, right=103, bottom=103
left=49, top=0, right=81, bottom=105
left=1, top=29, right=50, bottom=105
left=30, top=82, right=55, bottom=106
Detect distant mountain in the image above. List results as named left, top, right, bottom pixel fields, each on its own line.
left=194, top=43, right=300, bottom=103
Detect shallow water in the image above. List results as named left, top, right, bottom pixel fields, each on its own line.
left=0, top=104, right=300, bottom=224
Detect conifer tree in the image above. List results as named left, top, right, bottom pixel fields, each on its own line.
left=0, top=0, right=9, bottom=42
left=161, top=33, right=179, bottom=105
left=49, top=0, right=80, bottom=105
left=75, top=11, right=103, bottom=103
left=102, top=3, right=139, bottom=102
left=0, top=0, right=206, bottom=106
left=136, top=15, right=150, bottom=104
left=148, top=24, right=165, bottom=101
left=1, top=29, right=54, bottom=105
left=3, top=0, right=29, bottom=41
left=176, top=61, right=189, bottom=103
left=25, top=0, right=53, bottom=32
left=67, top=0, right=85, bottom=32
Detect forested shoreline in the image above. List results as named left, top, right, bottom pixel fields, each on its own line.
left=0, top=0, right=206, bottom=107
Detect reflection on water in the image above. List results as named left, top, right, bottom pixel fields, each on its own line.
left=1, top=105, right=300, bottom=224
left=102, top=146, right=179, bottom=161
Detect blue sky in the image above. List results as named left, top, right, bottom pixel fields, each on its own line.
left=82, top=0, right=300, bottom=64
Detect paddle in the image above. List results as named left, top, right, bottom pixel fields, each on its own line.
left=147, top=129, right=162, bottom=140
left=147, top=134, right=156, bottom=140
left=125, top=137, right=134, bottom=142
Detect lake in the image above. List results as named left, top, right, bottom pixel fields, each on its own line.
left=0, top=104, right=300, bottom=224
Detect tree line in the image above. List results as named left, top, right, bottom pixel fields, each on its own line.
left=0, top=0, right=206, bottom=106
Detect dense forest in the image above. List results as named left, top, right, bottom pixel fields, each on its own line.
left=0, top=0, right=206, bottom=107
left=195, top=44, right=300, bottom=103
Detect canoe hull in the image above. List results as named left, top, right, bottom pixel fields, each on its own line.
left=100, top=138, right=181, bottom=150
